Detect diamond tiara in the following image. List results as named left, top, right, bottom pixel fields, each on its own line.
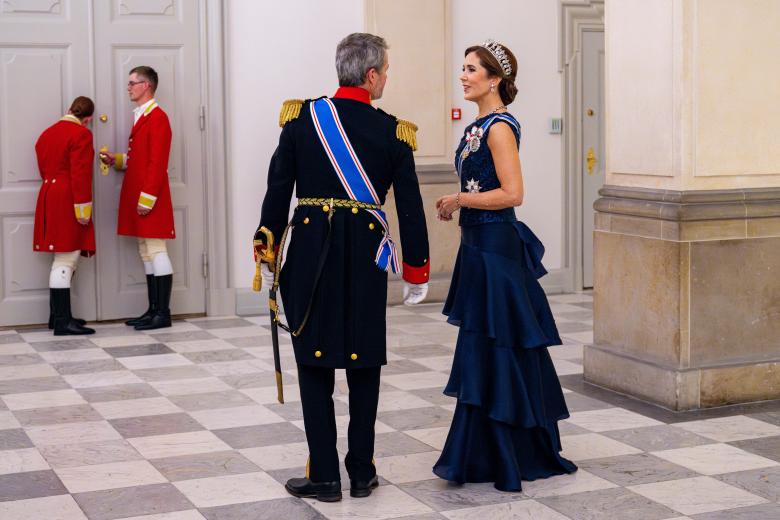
left=481, top=39, right=512, bottom=77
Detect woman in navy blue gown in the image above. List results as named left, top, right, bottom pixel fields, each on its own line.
left=433, top=40, right=577, bottom=492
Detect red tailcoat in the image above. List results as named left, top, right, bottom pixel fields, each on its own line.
left=33, top=118, right=96, bottom=255
left=117, top=105, right=175, bottom=239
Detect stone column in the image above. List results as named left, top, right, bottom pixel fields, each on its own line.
left=587, top=0, right=780, bottom=410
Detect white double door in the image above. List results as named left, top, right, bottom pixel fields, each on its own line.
left=0, top=0, right=206, bottom=325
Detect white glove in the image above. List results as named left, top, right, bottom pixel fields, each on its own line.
left=403, top=282, right=428, bottom=305
left=261, top=263, right=275, bottom=289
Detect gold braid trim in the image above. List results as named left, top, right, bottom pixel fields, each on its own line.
left=297, top=198, right=381, bottom=210
left=396, top=119, right=418, bottom=151
left=278, top=99, right=304, bottom=127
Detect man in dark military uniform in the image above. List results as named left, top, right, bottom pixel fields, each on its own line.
left=254, top=33, right=430, bottom=502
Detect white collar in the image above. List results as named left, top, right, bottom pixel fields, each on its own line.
left=134, top=98, right=156, bottom=116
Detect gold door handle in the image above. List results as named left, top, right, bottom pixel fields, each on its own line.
left=99, top=145, right=110, bottom=176
left=586, top=147, right=597, bottom=175
left=99, top=114, right=108, bottom=123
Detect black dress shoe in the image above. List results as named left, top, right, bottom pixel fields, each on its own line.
left=285, top=477, right=342, bottom=502
left=350, top=475, right=379, bottom=498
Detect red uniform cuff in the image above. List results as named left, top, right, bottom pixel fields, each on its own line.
left=402, top=260, right=429, bottom=284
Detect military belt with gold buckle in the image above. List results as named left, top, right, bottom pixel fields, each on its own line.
left=297, top=197, right=381, bottom=212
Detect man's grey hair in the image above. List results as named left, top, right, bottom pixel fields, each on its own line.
left=335, top=33, right=388, bottom=87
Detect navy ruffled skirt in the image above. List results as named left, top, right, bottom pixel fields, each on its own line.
left=433, top=221, right=577, bottom=491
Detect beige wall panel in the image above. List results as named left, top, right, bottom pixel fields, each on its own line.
left=606, top=0, right=675, bottom=180
left=365, top=0, right=451, bottom=165
left=694, top=0, right=780, bottom=178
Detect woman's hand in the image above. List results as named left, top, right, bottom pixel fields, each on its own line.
left=436, top=193, right=460, bottom=220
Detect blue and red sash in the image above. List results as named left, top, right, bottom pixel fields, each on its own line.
left=310, top=98, right=400, bottom=273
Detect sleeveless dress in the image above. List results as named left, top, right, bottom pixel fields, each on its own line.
left=432, top=112, right=577, bottom=491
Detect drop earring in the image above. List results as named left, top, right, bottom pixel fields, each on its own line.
left=490, top=83, right=495, bottom=93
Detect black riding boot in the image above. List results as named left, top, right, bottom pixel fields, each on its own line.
left=52, top=288, right=95, bottom=336
left=126, top=274, right=156, bottom=326
left=48, top=289, right=86, bottom=329
left=134, top=274, right=171, bottom=330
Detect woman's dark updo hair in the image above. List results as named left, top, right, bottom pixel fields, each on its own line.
left=68, top=96, right=95, bottom=119
left=465, top=43, right=518, bottom=105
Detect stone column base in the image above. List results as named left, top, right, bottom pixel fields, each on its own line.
left=589, top=185, right=780, bottom=410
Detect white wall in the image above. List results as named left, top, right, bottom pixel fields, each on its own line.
left=451, top=0, right=563, bottom=269
left=227, top=0, right=364, bottom=287
left=227, top=0, right=563, bottom=288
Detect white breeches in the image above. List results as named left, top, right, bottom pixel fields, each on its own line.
left=137, top=238, right=173, bottom=276
left=50, top=251, right=80, bottom=288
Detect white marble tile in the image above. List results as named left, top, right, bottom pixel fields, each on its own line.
left=55, top=460, right=167, bottom=493
left=149, top=377, right=233, bottom=396
left=0, top=447, right=50, bottom=475
left=117, top=353, right=193, bottom=370
left=92, top=396, right=181, bottom=420
left=38, top=348, right=111, bottom=364
left=549, top=294, right=593, bottom=304
left=307, top=484, right=433, bottom=520
left=548, top=344, right=584, bottom=360
left=200, top=359, right=273, bottom=377
left=629, top=476, right=768, bottom=515
left=26, top=420, right=122, bottom=446
left=89, top=335, right=156, bottom=348
left=38, top=439, right=142, bottom=469
left=0, top=342, right=36, bottom=355
left=0, top=495, right=88, bottom=520
left=652, top=443, right=779, bottom=475
left=2, top=389, right=87, bottom=411
left=382, top=371, right=451, bottom=391
left=241, top=384, right=301, bottom=405
left=207, top=326, right=271, bottom=339
left=522, top=469, right=617, bottom=498
left=128, top=430, right=231, bottom=459
left=371, top=391, right=434, bottom=412
left=404, top=427, right=450, bottom=450
left=386, top=335, right=434, bottom=348
left=566, top=407, right=663, bottom=432
left=20, top=331, right=85, bottom=343
left=240, top=442, right=311, bottom=471
left=0, top=363, right=58, bottom=381
left=550, top=359, right=584, bottom=376
left=161, top=321, right=203, bottom=332
left=674, top=415, right=780, bottom=442
left=118, top=512, right=206, bottom=520
left=173, top=471, right=288, bottom=507
left=442, top=500, right=570, bottom=520
left=0, top=410, right=21, bottom=429
left=549, top=303, right=591, bottom=314
left=63, top=370, right=143, bottom=389
left=560, top=433, right=642, bottom=461
left=189, top=405, right=285, bottom=429
left=166, top=339, right=236, bottom=353
left=375, top=450, right=441, bottom=484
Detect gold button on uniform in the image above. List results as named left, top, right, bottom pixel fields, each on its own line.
left=322, top=205, right=330, bottom=213
left=314, top=350, right=322, bottom=358
left=303, top=217, right=310, bottom=224
left=351, top=207, right=358, bottom=214
left=350, top=353, right=358, bottom=361
left=368, top=223, right=375, bottom=230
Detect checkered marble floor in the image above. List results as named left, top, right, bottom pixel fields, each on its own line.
left=1, top=292, right=779, bottom=519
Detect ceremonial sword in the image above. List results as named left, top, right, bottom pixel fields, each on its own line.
left=253, top=226, right=284, bottom=404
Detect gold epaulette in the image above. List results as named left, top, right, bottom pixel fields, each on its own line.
left=279, top=99, right=304, bottom=127
left=396, top=119, right=418, bottom=151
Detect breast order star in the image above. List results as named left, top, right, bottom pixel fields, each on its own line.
left=465, top=178, right=481, bottom=193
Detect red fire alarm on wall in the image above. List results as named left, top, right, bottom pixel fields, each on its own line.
left=451, top=108, right=461, bottom=120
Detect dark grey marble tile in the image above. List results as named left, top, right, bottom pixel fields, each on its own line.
left=110, top=412, right=204, bottom=438
left=30, top=339, right=97, bottom=352
left=539, top=487, right=676, bottom=520
left=0, top=428, right=34, bottom=450
left=132, top=365, right=211, bottom=382
left=379, top=407, right=454, bottom=430
left=213, top=422, right=307, bottom=449
left=391, top=344, right=454, bottom=359
left=388, top=315, right=441, bottom=326
left=337, top=431, right=438, bottom=458
left=0, top=376, right=69, bottom=395
left=191, top=318, right=255, bottom=330
left=73, top=483, right=194, bottom=520
left=168, top=390, right=255, bottom=412
left=556, top=322, right=594, bottom=333
left=220, top=373, right=297, bottom=389
left=53, top=359, right=125, bottom=375
left=14, top=404, right=102, bottom=427
left=38, top=439, right=141, bottom=468
left=559, top=420, right=590, bottom=436
left=265, top=401, right=305, bottom=422
left=148, top=330, right=216, bottom=343
left=603, top=425, right=714, bottom=452
left=715, top=466, right=780, bottom=502
left=563, top=393, right=614, bottom=413
left=730, top=435, right=780, bottom=462
left=747, top=411, right=780, bottom=426
left=691, top=503, right=780, bottom=520
left=90, top=326, right=141, bottom=338
left=77, top=383, right=161, bottom=402
left=0, top=470, right=68, bottom=502
left=181, top=349, right=255, bottom=364
left=579, top=453, right=698, bottom=486
left=106, top=343, right=175, bottom=358
left=408, top=388, right=453, bottom=406
left=201, top=497, right=327, bottom=520
left=399, top=479, right=524, bottom=512
left=150, top=450, right=260, bottom=481
left=382, top=359, right=439, bottom=376
left=0, top=353, right=44, bottom=366
left=0, top=334, right=25, bottom=344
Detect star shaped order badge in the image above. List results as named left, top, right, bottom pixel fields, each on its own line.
left=465, top=178, right=481, bottom=193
